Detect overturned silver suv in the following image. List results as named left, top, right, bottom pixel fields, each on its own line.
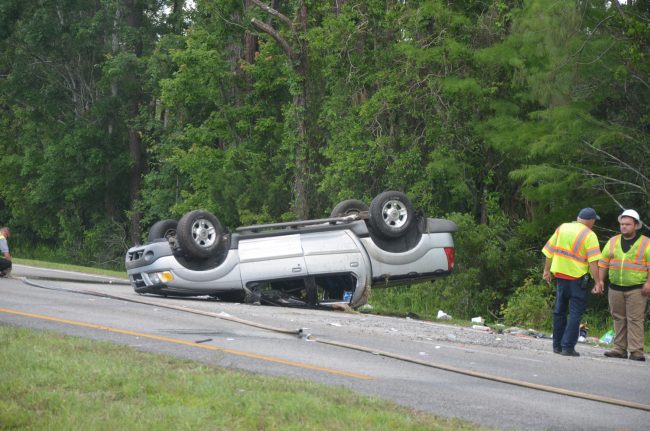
left=125, top=191, right=457, bottom=309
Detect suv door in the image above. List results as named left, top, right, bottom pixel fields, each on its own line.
left=238, top=234, right=307, bottom=285
left=301, top=230, right=365, bottom=278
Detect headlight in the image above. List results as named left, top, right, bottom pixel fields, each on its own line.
left=147, top=271, right=174, bottom=284
left=159, top=271, right=174, bottom=282
left=148, top=273, right=160, bottom=284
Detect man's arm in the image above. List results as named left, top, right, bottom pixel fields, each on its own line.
left=593, top=265, right=606, bottom=295
left=642, top=272, right=650, bottom=296
left=2, top=251, right=10, bottom=260
left=543, top=257, right=552, bottom=284
left=589, top=261, right=603, bottom=294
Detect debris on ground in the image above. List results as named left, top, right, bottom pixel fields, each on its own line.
left=599, top=329, right=615, bottom=344
left=330, top=303, right=353, bottom=312
left=437, top=310, right=452, bottom=320
left=471, top=316, right=485, bottom=325
left=358, top=304, right=373, bottom=313
left=502, top=327, right=550, bottom=339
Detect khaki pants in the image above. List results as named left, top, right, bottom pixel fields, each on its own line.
left=608, top=288, right=648, bottom=355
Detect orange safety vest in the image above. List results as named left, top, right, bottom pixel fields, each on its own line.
left=542, top=222, right=601, bottom=278
left=598, top=235, right=650, bottom=286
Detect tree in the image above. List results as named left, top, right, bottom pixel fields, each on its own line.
left=0, top=0, right=187, bottom=263
left=250, top=0, right=313, bottom=219
left=478, top=0, right=650, bottom=235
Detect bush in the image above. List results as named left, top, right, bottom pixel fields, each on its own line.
left=369, top=271, right=499, bottom=321
left=501, top=277, right=554, bottom=329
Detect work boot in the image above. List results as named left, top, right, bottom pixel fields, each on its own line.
left=604, top=350, right=628, bottom=359
left=553, top=347, right=561, bottom=354
left=560, top=349, right=580, bottom=357
left=629, top=352, right=646, bottom=362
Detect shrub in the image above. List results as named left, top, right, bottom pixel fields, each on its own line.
left=502, top=277, right=554, bottom=329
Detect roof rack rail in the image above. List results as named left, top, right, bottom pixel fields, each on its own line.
left=235, top=214, right=364, bottom=233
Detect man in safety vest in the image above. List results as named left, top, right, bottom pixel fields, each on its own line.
left=0, top=226, right=11, bottom=277
left=596, top=209, right=650, bottom=361
left=543, top=208, right=603, bottom=357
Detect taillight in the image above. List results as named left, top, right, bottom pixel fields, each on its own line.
left=444, top=247, right=455, bottom=271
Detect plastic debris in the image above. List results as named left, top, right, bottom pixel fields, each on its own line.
left=503, top=327, right=551, bottom=339
left=504, top=327, right=527, bottom=334
left=328, top=322, right=342, bottom=327
left=471, top=316, right=485, bottom=325
left=599, top=329, right=615, bottom=344
left=471, top=325, right=492, bottom=332
left=358, top=304, right=373, bottom=313
left=437, top=310, right=452, bottom=320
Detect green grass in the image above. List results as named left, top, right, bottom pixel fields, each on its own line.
left=0, top=326, right=490, bottom=431
left=13, top=257, right=128, bottom=279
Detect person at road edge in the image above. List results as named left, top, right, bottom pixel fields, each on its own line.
left=0, top=226, right=12, bottom=277
left=543, top=208, right=603, bottom=357
left=596, top=209, right=649, bottom=361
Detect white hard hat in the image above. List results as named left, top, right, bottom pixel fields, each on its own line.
left=618, top=209, right=643, bottom=230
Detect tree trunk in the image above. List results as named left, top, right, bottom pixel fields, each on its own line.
left=294, top=1, right=310, bottom=219
left=251, top=0, right=313, bottom=219
left=124, top=0, right=145, bottom=244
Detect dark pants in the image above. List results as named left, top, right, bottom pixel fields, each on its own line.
left=0, top=257, right=11, bottom=272
left=553, top=277, right=587, bottom=351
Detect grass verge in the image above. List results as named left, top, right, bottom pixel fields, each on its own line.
left=13, top=257, right=127, bottom=279
left=0, top=325, right=489, bottom=431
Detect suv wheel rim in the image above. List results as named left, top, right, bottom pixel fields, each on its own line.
left=382, top=200, right=407, bottom=228
left=191, top=219, right=216, bottom=247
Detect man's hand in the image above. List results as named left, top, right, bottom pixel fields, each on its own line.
left=543, top=269, right=552, bottom=285
left=642, top=281, right=650, bottom=296
left=591, top=280, right=604, bottom=295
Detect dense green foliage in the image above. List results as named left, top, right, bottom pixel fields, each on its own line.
left=1, top=1, right=648, bottom=324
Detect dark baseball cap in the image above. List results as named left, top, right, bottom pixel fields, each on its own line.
left=578, top=207, right=600, bottom=220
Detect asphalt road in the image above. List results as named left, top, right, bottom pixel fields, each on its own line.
left=1, top=264, right=649, bottom=430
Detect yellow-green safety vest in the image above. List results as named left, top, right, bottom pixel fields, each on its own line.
left=542, top=222, right=602, bottom=278
left=598, top=234, right=650, bottom=286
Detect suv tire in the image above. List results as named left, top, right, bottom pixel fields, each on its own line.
left=148, top=219, right=178, bottom=242
left=330, top=199, right=369, bottom=217
left=369, top=191, right=414, bottom=238
left=177, top=210, right=223, bottom=259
